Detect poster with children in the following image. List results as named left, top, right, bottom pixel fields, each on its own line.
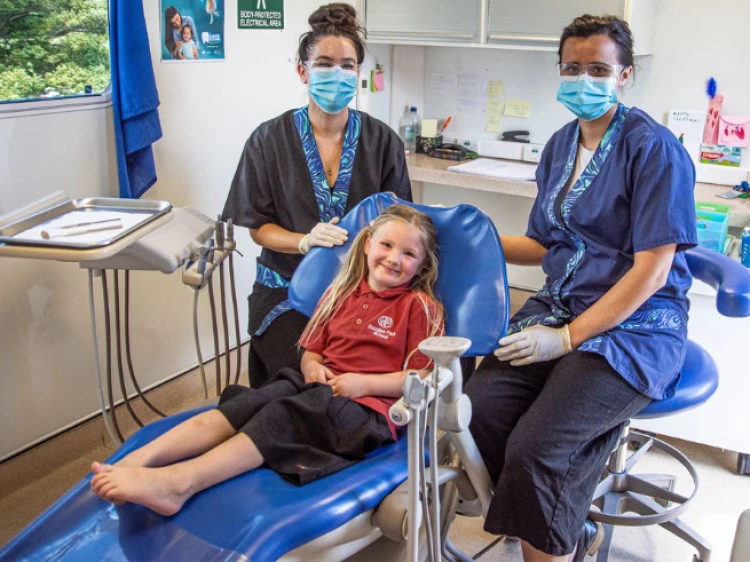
left=160, top=0, right=225, bottom=61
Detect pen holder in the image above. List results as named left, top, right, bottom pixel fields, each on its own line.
left=416, top=135, right=443, bottom=156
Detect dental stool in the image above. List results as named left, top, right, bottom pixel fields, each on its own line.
left=588, top=247, right=750, bottom=562
left=0, top=193, right=508, bottom=562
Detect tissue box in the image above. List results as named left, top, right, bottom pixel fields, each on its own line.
left=700, top=143, right=741, bottom=166
left=416, top=135, right=443, bottom=155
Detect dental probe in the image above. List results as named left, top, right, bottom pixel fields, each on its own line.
left=57, top=217, right=122, bottom=229
left=41, top=224, right=123, bottom=239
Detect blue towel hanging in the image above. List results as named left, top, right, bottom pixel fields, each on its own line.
left=110, top=0, right=163, bottom=199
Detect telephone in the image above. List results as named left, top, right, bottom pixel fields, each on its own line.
left=431, top=143, right=479, bottom=161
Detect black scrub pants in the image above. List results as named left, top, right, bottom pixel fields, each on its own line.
left=248, top=309, right=309, bottom=388
left=465, top=351, right=652, bottom=556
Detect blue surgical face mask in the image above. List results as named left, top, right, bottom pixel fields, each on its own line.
left=306, top=67, right=358, bottom=114
left=556, top=77, right=619, bottom=121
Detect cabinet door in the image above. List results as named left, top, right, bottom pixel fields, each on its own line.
left=364, top=0, right=481, bottom=43
left=487, top=0, right=625, bottom=48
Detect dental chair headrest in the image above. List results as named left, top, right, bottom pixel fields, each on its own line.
left=289, top=193, right=509, bottom=356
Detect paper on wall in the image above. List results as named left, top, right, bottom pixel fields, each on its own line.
left=487, top=80, right=504, bottom=97
left=430, top=73, right=458, bottom=97
left=666, top=110, right=706, bottom=163
left=504, top=99, right=532, bottom=118
left=458, top=69, right=489, bottom=114
left=486, top=98, right=504, bottom=133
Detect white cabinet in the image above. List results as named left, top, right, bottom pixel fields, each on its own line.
left=360, top=0, right=655, bottom=55
left=363, top=0, right=482, bottom=44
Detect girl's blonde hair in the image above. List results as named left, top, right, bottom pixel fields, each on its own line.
left=301, top=204, right=444, bottom=348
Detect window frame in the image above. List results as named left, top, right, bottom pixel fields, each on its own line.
left=0, top=89, right=112, bottom=119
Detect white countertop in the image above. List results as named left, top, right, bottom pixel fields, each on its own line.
left=407, top=154, right=750, bottom=228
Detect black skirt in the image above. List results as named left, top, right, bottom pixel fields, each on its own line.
left=217, top=369, right=393, bottom=485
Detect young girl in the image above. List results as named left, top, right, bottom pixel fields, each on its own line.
left=178, top=25, right=198, bottom=60
left=90, top=204, right=443, bottom=516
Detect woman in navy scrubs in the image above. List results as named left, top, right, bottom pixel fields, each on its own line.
left=466, top=15, right=697, bottom=562
left=222, top=4, right=411, bottom=388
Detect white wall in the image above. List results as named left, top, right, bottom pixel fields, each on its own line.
left=0, top=0, right=337, bottom=460
left=415, top=0, right=750, bottom=162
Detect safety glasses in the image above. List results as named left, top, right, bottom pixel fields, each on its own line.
left=557, top=63, right=623, bottom=83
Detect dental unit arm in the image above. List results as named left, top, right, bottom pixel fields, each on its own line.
left=386, top=336, right=494, bottom=561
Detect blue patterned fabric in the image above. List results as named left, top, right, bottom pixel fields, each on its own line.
left=256, top=263, right=290, bottom=290
left=512, top=104, right=698, bottom=399
left=252, top=109, right=362, bottom=336
left=253, top=264, right=291, bottom=336
left=293, top=106, right=362, bottom=222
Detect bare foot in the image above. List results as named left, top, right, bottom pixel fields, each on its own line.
left=90, top=465, right=192, bottom=516
left=115, top=448, right=154, bottom=468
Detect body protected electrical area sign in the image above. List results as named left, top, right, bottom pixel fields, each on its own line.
left=238, top=0, right=284, bottom=30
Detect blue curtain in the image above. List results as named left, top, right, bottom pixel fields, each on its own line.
left=109, top=0, right=163, bottom=199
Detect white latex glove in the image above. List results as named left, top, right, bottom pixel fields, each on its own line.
left=494, top=324, right=572, bottom=366
left=298, top=217, right=348, bottom=254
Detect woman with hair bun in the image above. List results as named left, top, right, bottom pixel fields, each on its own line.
left=222, top=4, right=412, bottom=389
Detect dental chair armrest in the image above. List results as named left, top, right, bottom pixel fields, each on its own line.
left=685, top=246, right=750, bottom=317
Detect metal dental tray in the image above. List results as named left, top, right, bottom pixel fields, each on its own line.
left=0, top=197, right=172, bottom=249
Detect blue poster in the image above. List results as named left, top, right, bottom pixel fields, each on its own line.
left=160, top=0, right=225, bottom=61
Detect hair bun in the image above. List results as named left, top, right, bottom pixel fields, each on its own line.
left=308, top=3, right=360, bottom=34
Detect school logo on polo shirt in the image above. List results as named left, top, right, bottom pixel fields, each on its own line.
left=370, top=315, right=396, bottom=340
left=378, top=316, right=394, bottom=329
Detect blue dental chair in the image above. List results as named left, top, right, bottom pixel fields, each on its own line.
left=0, top=193, right=509, bottom=562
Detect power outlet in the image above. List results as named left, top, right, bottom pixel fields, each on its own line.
left=522, top=144, right=543, bottom=163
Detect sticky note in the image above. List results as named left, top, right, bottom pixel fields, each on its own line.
left=421, top=119, right=439, bottom=138
left=487, top=80, right=504, bottom=97
left=371, top=69, right=385, bottom=92
left=487, top=98, right=504, bottom=115
left=486, top=115, right=502, bottom=133
left=504, top=99, right=532, bottom=118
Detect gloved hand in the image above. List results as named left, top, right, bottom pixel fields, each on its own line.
left=298, top=217, right=348, bottom=254
left=494, top=324, right=572, bottom=366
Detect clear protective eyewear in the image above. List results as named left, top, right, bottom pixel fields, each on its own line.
left=304, top=60, right=358, bottom=74
left=557, top=63, right=623, bottom=83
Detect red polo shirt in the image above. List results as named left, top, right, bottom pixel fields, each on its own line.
left=301, top=278, right=443, bottom=439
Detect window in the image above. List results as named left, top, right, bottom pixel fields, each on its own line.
left=0, top=0, right=110, bottom=103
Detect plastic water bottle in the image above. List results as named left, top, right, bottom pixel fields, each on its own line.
left=410, top=106, right=421, bottom=139
left=741, top=226, right=750, bottom=267
left=398, top=106, right=416, bottom=154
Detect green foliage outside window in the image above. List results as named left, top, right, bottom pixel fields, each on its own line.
left=0, top=0, right=110, bottom=102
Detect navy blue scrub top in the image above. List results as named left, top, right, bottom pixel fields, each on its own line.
left=512, top=104, right=698, bottom=400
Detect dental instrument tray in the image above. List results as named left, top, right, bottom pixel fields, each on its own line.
left=0, top=197, right=172, bottom=250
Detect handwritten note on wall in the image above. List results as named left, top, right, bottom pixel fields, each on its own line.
left=430, top=73, right=458, bottom=97
left=487, top=80, right=504, bottom=97
left=504, top=99, right=532, bottom=118
left=458, top=69, right=489, bottom=114
left=666, top=110, right=706, bottom=163
left=486, top=98, right=504, bottom=132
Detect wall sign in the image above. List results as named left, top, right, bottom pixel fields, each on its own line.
left=238, top=0, right=284, bottom=30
